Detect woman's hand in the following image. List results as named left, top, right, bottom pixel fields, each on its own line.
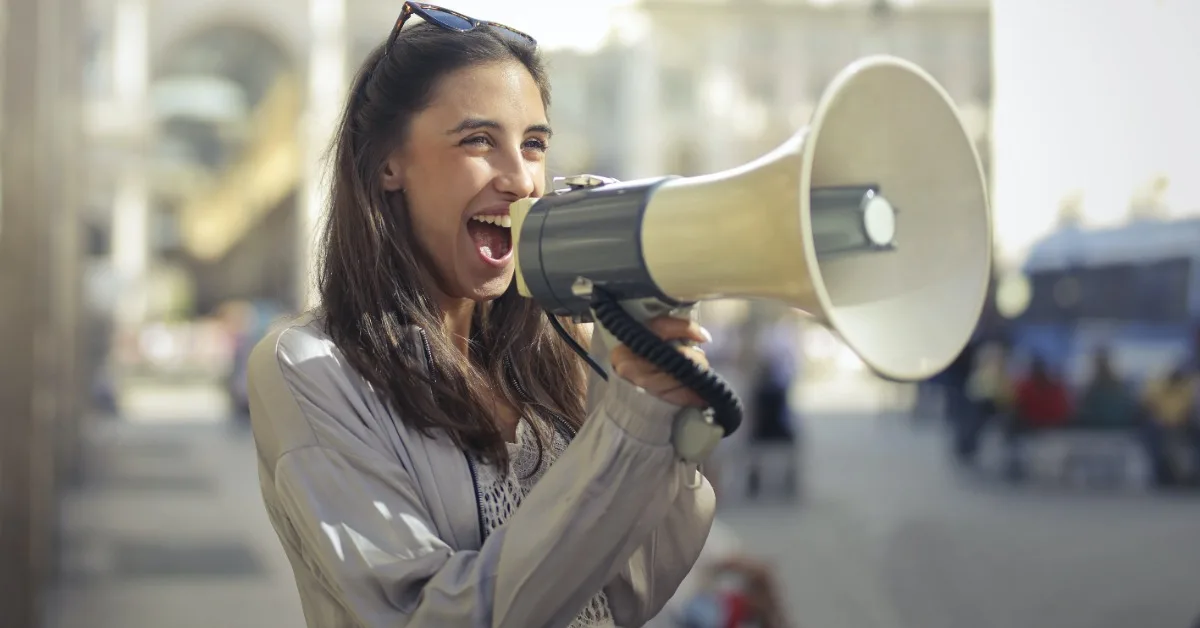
left=609, top=316, right=712, bottom=407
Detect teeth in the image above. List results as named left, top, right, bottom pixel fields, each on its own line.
left=471, top=214, right=512, bottom=228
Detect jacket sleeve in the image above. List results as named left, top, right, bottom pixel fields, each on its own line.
left=582, top=355, right=716, bottom=627
left=254, top=333, right=715, bottom=628
left=603, top=469, right=716, bottom=627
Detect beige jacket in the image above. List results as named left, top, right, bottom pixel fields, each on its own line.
left=248, top=316, right=715, bottom=627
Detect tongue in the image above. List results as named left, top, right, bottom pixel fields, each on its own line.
left=467, top=221, right=511, bottom=261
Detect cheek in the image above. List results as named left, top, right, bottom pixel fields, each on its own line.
left=407, top=171, right=474, bottom=242
left=406, top=192, right=464, bottom=260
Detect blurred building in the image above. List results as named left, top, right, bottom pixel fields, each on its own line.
left=554, top=0, right=991, bottom=180
left=84, top=0, right=308, bottom=323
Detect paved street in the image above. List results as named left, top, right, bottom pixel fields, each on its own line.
left=47, top=378, right=1200, bottom=628
left=718, top=411, right=1200, bottom=628
left=48, top=419, right=307, bottom=628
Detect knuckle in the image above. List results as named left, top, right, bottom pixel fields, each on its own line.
left=651, top=316, right=685, bottom=331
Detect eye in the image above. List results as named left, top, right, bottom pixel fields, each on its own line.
left=462, top=135, right=493, bottom=148
left=523, top=138, right=549, bottom=152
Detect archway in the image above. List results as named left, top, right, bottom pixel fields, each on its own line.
left=147, top=23, right=302, bottom=315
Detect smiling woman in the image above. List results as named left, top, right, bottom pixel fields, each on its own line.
left=245, top=4, right=718, bottom=628
left=376, top=57, right=553, bottom=305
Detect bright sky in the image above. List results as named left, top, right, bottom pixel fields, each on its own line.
left=991, top=0, right=1200, bottom=265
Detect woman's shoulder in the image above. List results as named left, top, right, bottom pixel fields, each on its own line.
left=247, top=314, right=350, bottom=392
left=247, top=313, right=415, bottom=463
left=253, top=311, right=332, bottom=358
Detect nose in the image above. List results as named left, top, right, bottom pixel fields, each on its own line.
left=493, top=153, right=537, bottom=199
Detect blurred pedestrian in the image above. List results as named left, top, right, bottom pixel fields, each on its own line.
left=675, top=555, right=792, bottom=628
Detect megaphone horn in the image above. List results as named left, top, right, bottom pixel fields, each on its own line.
left=510, top=55, right=991, bottom=450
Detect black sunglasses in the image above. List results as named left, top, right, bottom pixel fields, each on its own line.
left=385, top=2, right=537, bottom=53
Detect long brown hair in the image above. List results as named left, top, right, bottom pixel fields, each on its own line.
left=316, top=23, right=588, bottom=470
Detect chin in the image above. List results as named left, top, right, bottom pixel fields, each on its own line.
left=468, top=272, right=515, bottom=302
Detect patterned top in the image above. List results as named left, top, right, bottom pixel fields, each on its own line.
left=472, top=418, right=617, bottom=627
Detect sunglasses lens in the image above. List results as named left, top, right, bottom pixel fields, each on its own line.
left=492, top=26, right=536, bottom=46
left=423, top=8, right=473, bottom=31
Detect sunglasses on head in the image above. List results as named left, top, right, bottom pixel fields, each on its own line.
left=385, top=2, right=537, bottom=53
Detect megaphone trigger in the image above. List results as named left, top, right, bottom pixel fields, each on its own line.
left=585, top=290, right=745, bottom=448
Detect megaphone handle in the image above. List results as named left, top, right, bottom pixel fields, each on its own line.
left=589, top=298, right=726, bottom=465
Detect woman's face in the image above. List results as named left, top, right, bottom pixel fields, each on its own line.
left=383, top=60, right=549, bottom=304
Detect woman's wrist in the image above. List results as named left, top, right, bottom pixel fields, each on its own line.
left=597, top=374, right=686, bottom=445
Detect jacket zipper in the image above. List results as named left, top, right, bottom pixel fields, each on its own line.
left=418, top=328, right=489, bottom=545
left=506, top=354, right=577, bottom=440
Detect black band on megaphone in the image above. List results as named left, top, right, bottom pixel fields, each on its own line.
left=518, top=177, right=682, bottom=317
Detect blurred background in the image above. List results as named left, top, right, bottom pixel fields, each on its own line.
left=3, top=0, right=1200, bottom=626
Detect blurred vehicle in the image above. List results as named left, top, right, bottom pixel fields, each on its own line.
left=105, top=316, right=240, bottom=422
left=969, top=217, right=1200, bottom=487
left=113, top=318, right=235, bottom=380
left=1007, top=216, right=1200, bottom=391
left=220, top=299, right=290, bottom=420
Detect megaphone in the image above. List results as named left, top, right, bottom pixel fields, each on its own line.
left=510, top=55, right=991, bottom=459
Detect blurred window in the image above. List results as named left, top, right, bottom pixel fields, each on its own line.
left=1020, top=259, right=1192, bottom=324
left=1133, top=258, right=1191, bottom=321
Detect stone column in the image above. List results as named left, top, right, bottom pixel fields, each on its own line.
left=615, top=14, right=663, bottom=179
left=0, top=0, right=85, bottom=622
left=108, top=0, right=151, bottom=326
left=298, top=0, right=348, bottom=310
left=699, top=25, right=740, bottom=172
left=50, top=0, right=86, bottom=496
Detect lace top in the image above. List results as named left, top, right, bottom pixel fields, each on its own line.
left=472, top=418, right=617, bottom=627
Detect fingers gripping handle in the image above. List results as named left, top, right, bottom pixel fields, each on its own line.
left=587, top=296, right=730, bottom=465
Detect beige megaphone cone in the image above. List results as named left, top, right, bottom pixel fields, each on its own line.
left=513, top=55, right=992, bottom=382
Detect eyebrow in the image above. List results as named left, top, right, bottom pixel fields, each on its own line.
left=446, top=118, right=553, bottom=137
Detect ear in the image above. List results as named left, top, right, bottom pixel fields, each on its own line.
left=381, top=148, right=406, bottom=191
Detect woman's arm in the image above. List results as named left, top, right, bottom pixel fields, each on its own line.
left=603, top=472, right=716, bottom=626
left=578, top=349, right=716, bottom=626
left=251, top=326, right=711, bottom=628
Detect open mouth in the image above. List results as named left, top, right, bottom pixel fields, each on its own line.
left=467, top=214, right=513, bottom=263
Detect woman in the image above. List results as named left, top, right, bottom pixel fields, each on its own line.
left=1140, top=363, right=1199, bottom=485
left=247, top=4, right=716, bottom=627
left=955, top=340, right=1012, bottom=463
left=1075, top=348, right=1135, bottom=428
left=1003, top=356, right=1072, bottom=480
left=746, top=317, right=801, bottom=499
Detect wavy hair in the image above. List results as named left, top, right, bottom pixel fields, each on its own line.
left=316, top=23, right=588, bottom=471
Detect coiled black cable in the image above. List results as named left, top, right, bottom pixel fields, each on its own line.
left=588, top=288, right=743, bottom=437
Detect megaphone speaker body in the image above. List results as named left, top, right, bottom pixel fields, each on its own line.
left=512, top=55, right=992, bottom=382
